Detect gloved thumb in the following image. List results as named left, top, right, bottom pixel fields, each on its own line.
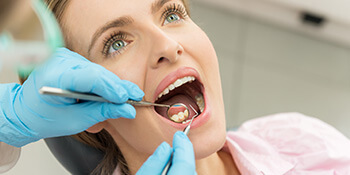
left=136, top=142, right=173, bottom=175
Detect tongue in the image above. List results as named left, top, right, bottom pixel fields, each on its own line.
left=155, top=94, right=199, bottom=120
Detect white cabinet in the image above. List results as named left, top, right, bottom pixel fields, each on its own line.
left=195, top=0, right=350, bottom=48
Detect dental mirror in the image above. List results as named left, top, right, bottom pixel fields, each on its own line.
left=167, top=103, right=189, bottom=123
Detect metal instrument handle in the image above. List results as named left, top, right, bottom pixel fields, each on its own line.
left=39, top=86, right=170, bottom=108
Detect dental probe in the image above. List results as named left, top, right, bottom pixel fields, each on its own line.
left=161, top=105, right=198, bottom=175
left=39, top=86, right=170, bottom=108
left=183, top=105, right=198, bottom=135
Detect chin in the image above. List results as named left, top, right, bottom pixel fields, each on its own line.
left=192, top=124, right=227, bottom=159
left=190, top=99, right=227, bottom=159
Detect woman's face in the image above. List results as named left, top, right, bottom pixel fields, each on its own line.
left=64, top=0, right=226, bottom=162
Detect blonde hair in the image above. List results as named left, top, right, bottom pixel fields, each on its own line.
left=43, top=0, right=190, bottom=174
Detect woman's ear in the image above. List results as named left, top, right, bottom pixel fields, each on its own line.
left=86, top=121, right=107, bottom=133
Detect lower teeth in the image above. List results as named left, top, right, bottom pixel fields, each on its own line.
left=170, top=109, right=189, bottom=123
left=166, top=94, right=204, bottom=124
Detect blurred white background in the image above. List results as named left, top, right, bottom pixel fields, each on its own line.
left=2, top=0, right=350, bottom=174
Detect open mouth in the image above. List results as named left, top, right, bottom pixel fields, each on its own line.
left=154, top=76, right=205, bottom=124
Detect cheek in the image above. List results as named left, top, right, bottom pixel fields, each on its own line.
left=186, top=24, right=217, bottom=59
left=186, top=25, right=223, bottom=99
left=185, top=25, right=226, bottom=158
left=185, top=25, right=220, bottom=80
left=106, top=109, right=174, bottom=157
left=99, top=54, right=147, bottom=89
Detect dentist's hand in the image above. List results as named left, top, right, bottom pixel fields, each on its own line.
left=137, top=132, right=197, bottom=175
left=0, top=48, right=144, bottom=147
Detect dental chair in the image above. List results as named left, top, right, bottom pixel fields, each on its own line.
left=45, top=136, right=104, bottom=175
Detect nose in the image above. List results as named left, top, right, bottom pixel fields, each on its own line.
left=148, top=29, right=184, bottom=68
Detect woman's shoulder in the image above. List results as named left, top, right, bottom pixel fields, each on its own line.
left=227, top=112, right=350, bottom=174
left=236, top=112, right=349, bottom=143
left=238, top=112, right=332, bottom=129
left=234, top=112, right=350, bottom=154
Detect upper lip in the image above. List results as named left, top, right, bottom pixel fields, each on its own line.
left=153, top=67, right=201, bottom=102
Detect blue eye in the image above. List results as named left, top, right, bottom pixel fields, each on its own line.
left=108, top=40, right=127, bottom=54
left=164, top=14, right=180, bottom=25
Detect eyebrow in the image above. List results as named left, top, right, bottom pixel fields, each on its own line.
left=87, top=0, right=173, bottom=56
left=151, top=0, right=172, bottom=14
left=88, top=16, right=134, bottom=55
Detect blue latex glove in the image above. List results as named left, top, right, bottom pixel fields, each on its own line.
left=137, top=132, right=197, bottom=175
left=0, top=48, right=144, bottom=147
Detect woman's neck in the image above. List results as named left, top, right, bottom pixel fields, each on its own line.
left=108, top=126, right=240, bottom=174
left=195, top=150, right=240, bottom=175
left=124, top=149, right=240, bottom=175
left=125, top=149, right=240, bottom=175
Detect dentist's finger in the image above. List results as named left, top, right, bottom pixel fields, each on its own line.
left=168, top=131, right=196, bottom=175
left=45, top=48, right=144, bottom=104
left=59, top=66, right=143, bottom=104
left=120, top=80, right=144, bottom=101
left=80, top=102, right=137, bottom=121
left=51, top=48, right=91, bottom=63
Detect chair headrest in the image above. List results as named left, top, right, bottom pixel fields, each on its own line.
left=45, top=136, right=104, bottom=175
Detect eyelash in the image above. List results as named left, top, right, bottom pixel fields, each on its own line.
left=161, top=3, right=188, bottom=23
left=102, top=3, right=188, bottom=57
left=102, top=31, right=128, bottom=57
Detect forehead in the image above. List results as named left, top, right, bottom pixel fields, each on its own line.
left=65, top=0, right=184, bottom=27
left=69, top=0, right=152, bottom=16
left=63, top=0, right=182, bottom=55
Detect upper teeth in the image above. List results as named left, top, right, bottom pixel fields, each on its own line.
left=196, top=94, right=205, bottom=113
left=157, top=76, right=196, bottom=100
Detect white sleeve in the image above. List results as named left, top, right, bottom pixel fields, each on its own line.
left=0, top=142, right=20, bottom=173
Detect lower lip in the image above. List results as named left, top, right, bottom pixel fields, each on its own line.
left=153, top=89, right=211, bottom=130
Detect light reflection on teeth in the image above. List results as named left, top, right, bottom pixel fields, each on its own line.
left=195, top=94, right=205, bottom=113
left=157, top=76, right=196, bottom=100
left=170, top=109, right=189, bottom=123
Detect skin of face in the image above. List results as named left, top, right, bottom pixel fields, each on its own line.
left=62, top=0, right=227, bottom=172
